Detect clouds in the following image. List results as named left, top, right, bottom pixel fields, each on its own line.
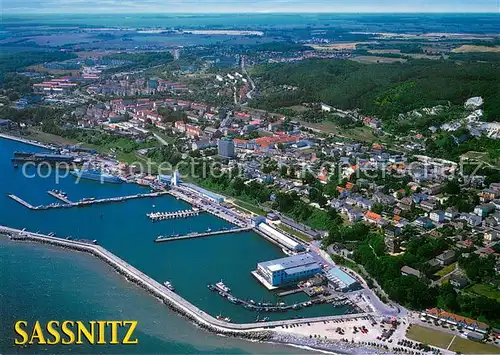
left=2, top=0, right=499, bottom=13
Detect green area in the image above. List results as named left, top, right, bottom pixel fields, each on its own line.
left=406, top=324, right=454, bottom=349
left=249, top=59, right=500, bottom=129
left=449, top=336, right=500, bottom=354
left=466, top=283, right=500, bottom=302
left=0, top=51, right=77, bottom=79
left=434, top=263, right=456, bottom=277
left=103, top=52, right=173, bottom=69
left=278, top=224, right=312, bottom=242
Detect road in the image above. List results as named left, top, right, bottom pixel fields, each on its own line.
left=326, top=244, right=407, bottom=318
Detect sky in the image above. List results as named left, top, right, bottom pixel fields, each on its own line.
left=1, top=0, right=499, bottom=14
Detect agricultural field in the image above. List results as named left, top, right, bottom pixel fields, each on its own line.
left=452, top=45, right=500, bottom=53
left=350, top=55, right=407, bottom=64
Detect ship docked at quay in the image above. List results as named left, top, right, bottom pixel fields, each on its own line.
left=71, top=168, right=123, bottom=184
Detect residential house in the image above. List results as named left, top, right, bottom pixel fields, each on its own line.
left=415, top=217, right=434, bottom=229
left=484, top=230, right=499, bottom=243
left=426, top=259, right=441, bottom=274
left=385, top=236, right=401, bottom=253
left=429, top=210, right=445, bottom=224
left=401, top=266, right=422, bottom=278
left=364, top=211, right=387, bottom=226
left=474, top=203, right=495, bottom=218
left=445, top=207, right=459, bottom=220
left=450, top=274, right=469, bottom=289
left=460, top=213, right=482, bottom=227
left=347, top=209, right=364, bottom=222
left=436, top=250, right=456, bottom=266
left=373, top=192, right=395, bottom=206
left=420, top=200, right=436, bottom=212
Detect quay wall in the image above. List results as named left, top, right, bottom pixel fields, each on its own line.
left=0, top=133, right=54, bottom=150
left=0, top=226, right=369, bottom=337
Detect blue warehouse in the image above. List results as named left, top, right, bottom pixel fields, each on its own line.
left=254, top=253, right=322, bottom=289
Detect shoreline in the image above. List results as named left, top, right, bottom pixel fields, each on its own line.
left=0, top=226, right=377, bottom=355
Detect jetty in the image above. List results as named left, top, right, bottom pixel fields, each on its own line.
left=167, top=187, right=252, bottom=228
left=7, top=191, right=169, bottom=211
left=47, top=190, right=72, bottom=204
left=209, top=282, right=351, bottom=313
left=147, top=208, right=200, bottom=221
left=0, top=225, right=371, bottom=334
left=155, top=226, right=253, bottom=243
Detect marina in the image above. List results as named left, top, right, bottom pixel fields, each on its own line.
left=208, top=280, right=354, bottom=314
left=7, top=190, right=170, bottom=210
left=47, top=189, right=73, bottom=204
left=155, top=226, right=253, bottom=242
left=147, top=208, right=200, bottom=221
left=0, top=225, right=370, bottom=331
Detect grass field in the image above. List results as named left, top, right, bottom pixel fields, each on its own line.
left=26, top=128, right=77, bottom=146
left=406, top=325, right=500, bottom=354
left=452, top=45, right=500, bottom=53
left=406, top=324, right=454, bottom=349
left=449, top=336, right=500, bottom=354
left=434, top=263, right=456, bottom=277
left=466, top=283, right=500, bottom=301
left=300, top=120, right=378, bottom=143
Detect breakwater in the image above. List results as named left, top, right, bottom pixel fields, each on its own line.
left=0, top=225, right=369, bottom=335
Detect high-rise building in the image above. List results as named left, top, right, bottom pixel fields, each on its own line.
left=218, top=139, right=235, bottom=158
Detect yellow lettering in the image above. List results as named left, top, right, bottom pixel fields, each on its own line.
left=14, top=321, right=28, bottom=345
left=106, top=321, right=122, bottom=344
left=96, top=320, right=107, bottom=344
left=61, top=321, right=75, bottom=345
left=46, top=321, right=61, bottom=345
left=29, top=321, right=46, bottom=345
left=76, top=321, right=96, bottom=344
left=122, top=321, right=138, bottom=345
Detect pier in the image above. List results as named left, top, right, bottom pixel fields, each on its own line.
left=47, top=190, right=73, bottom=204
left=155, top=226, right=253, bottom=243
left=147, top=208, right=200, bottom=221
left=209, top=283, right=352, bottom=313
left=0, top=225, right=371, bottom=333
left=7, top=194, right=36, bottom=209
left=167, top=187, right=252, bottom=228
left=7, top=191, right=170, bottom=211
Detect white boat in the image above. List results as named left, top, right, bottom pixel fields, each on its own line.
left=163, top=281, right=175, bottom=292
left=215, top=281, right=231, bottom=293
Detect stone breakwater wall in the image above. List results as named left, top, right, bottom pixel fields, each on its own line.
left=1, top=228, right=270, bottom=341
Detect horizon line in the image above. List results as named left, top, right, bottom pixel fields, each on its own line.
left=3, top=11, right=500, bottom=15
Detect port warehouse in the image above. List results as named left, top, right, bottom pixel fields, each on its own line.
left=254, top=253, right=322, bottom=288
left=181, top=183, right=225, bottom=203
left=256, top=221, right=305, bottom=252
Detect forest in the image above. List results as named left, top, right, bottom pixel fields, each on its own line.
left=0, top=51, right=77, bottom=80
left=249, top=59, right=500, bottom=130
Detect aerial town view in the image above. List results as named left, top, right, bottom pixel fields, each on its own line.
left=0, top=1, right=499, bottom=354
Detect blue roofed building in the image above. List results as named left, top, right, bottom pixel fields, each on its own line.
left=324, top=267, right=361, bottom=292
left=252, top=253, right=322, bottom=289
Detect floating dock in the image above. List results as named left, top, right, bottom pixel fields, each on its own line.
left=147, top=208, right=200, bottom=221
left=47, top=190, right=73, bottom=204
left=7, top=194, right=36, bottom=209
left=7, top=191, right=169, bottom=211
left=209, top=282, right=351, bottom=313
left=155, top=226, right=253, bottom=243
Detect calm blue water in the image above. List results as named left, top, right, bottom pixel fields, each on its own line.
left=0, top=137, right=340, bottom=352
